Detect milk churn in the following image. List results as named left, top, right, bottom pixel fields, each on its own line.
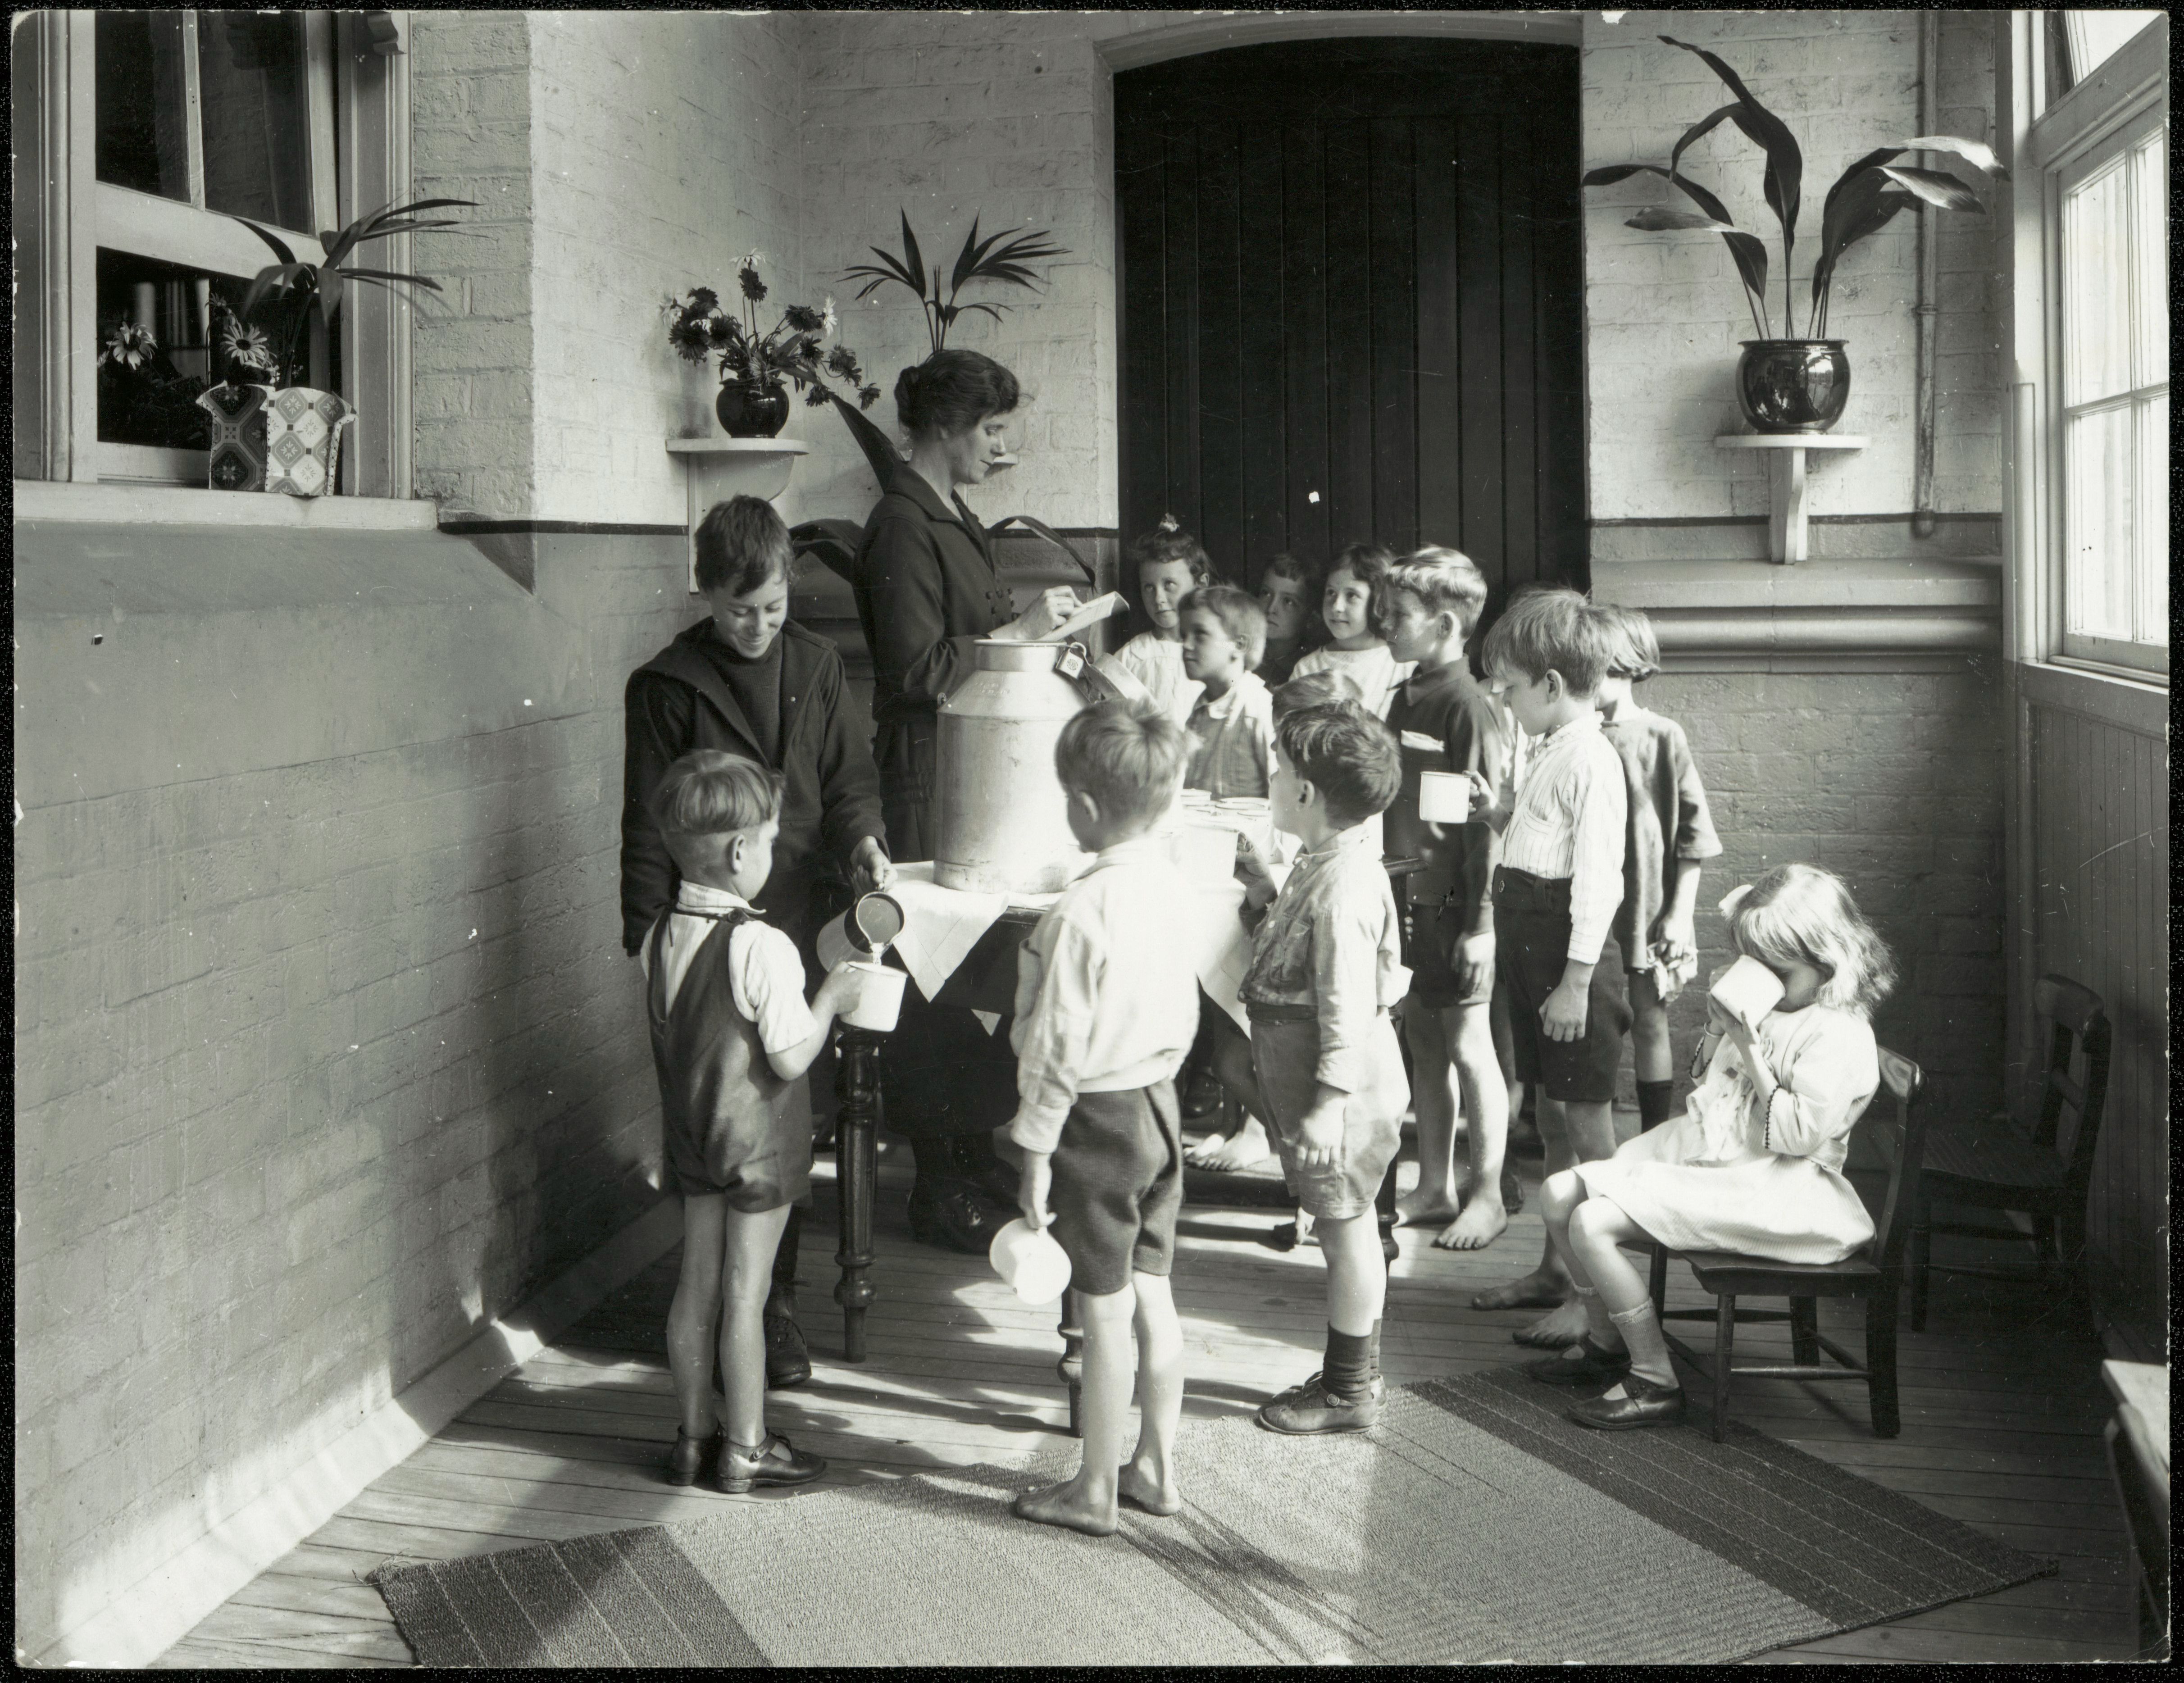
left=933, top=639, right=1093, bottom=896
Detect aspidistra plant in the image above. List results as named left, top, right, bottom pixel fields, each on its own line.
left=1583, top=36, right=2004, bottom=340
left=842, top=211, right=1068, bottom=355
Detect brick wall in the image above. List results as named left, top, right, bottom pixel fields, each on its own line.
left=1637, top=669, right=2007, bottom=1114
left=1581, top=9, right=2004, bottom=521
left=11, top=524, right=696, bottom=1660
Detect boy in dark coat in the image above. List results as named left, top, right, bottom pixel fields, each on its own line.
left=623, top=496, right=892, bottom=1387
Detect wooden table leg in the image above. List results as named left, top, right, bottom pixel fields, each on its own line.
left=833, top=1028, right=880, bottom=1362
left=1056, top=1289, right=1085, bottom=1438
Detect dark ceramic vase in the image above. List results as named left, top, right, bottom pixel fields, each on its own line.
left=716, top=380, right=791, bottom=439
left=1735, top=339, right=1851, bottom=433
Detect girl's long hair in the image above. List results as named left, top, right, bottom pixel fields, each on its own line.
left=1720, top=864, right=1896, bottom=1019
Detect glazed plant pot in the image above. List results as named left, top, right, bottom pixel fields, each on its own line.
left=716, top=380, right=791, bottom=439
left=1736, top=340, right=1851, bottom=434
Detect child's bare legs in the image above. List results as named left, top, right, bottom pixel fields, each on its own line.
left=1437, top=1000, right=1508, bottom=1249
left=719, top=1204, right=793, bottom=1447
left=1630, top=971, right=1673, bottom=1083
left=667, top=1195, right=728, bottom=1440
left=1185, top=1014, right=1271, bottom=1171
left=1395, top=1002, right=1462, bottom=1226
left=1120, top=1273, right=1184, bottom=1515
left=1512, top=1099, right=1617, bottom=1346
left=1562, top=1189, right=1674, bottom=1398
left=1015, top=1280, right=1137, bottom=1536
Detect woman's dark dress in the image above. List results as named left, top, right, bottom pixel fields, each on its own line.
left=850, top=468, right=1022, bottom=1141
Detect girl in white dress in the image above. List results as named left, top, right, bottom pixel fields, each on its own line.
left=1524, top=864, right=1896, bottom=1430
left=1288, top=543, right=1415, bottom=718
left=1111, top=517, right=1211, bottom=724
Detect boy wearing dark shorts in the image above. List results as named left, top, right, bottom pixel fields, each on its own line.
left=1380, top=548, right=1516, bottom=1252
left=1469, top=590, right=1632, bottom=1349
left=1242, top=703, right=1408, bottom=1435
left=1009, top=703, right=1199, bottom=1537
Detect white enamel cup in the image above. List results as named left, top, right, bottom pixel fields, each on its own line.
left=1418, top=769, right=1472, bottom=823
left=989, top=1217, right=1073, bottom=1304
left=839, top=960, right=907, bottom=1032
left=1709, top=955, right=1786, bottom=1027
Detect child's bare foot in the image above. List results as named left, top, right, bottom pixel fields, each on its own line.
left=1184, top=1114, right=1271, bottom=1171
left=1513, top=1298, right=1592, bottom=1349
left=1469, top=1269, right=1566, bottom=1312
left=1434, top=1195, right=1507, bottom=1251
left=1395, top=1184, right=1460, bottom=1227
left=1012, top=1477, right=1118, bottom=1537
left=1118, top=1459, right=1182, bottom=1516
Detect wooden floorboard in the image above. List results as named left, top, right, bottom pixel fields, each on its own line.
left=158, top=1149, right=2137, bottom=1667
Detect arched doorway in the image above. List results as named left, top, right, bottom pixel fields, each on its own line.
left=1115, top=36, right=1585, bottom=603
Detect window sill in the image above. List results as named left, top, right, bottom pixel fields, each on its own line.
left=2017, top=659, right=2167, bottom=736
left=12, top=478, right=439, bottom=532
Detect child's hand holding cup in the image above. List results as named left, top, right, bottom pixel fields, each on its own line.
left=1707, top=955, right=1785, bottom=1033
left=1417, top=769, right=1472, bottom=823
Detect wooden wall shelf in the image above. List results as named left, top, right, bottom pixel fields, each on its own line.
left=1716, top=433, right=1867, bottom=564
left=665, top=437, right=809, bottom=592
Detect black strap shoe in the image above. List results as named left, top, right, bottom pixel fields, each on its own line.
left=1523, top=1334, right=1631, bottom=1387
left=665, top=1425, right=723, bottom=1487
left=717, top=1432, right=826, bottom=1493
left=1567, top=1372, right=1685, bottom=1430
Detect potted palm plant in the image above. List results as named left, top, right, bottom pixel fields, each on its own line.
left=221, top=196, right=476, bottom=493
left=1585, top=35, right=2004, bottom=433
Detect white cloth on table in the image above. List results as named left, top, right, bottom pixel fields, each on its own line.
left=1576, top=1004, right=1881, bottom=1265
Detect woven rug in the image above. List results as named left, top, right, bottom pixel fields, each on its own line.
left=372, top=1369, right=2052, bottom=1666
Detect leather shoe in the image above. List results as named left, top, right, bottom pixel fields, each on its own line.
left=665, top=1425, right=723, bottom=1487
left=1523, top=1335, right=1631, bottom=1388
left=907, top=1175, right=1007, bottom=1254
left=716, top=1432, right=826, bottom=1493
left=1181, top=1064, right=1224, bottom=1119
left=1256, top=1371, right=1385, bottom=1435
left=948, top=1134, right=1024, bottom=1209
left=763, top=1309, right=811, bottom=1390
left=1567, top=1373, right=1685, bottom=1430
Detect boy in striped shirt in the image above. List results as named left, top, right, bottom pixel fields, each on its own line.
left=1465, top=588, right=1633, bottom=1352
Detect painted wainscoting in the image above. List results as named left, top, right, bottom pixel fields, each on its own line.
left=2012, top=663, right=2169, bottom=1343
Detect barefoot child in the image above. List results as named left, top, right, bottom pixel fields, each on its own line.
left=1256, top=551, right=1323, bottom=687
left=1112, top=517, right=1213, bottom=723
left=1467, top=589, right=1632, bottom=1351
left=1290, top=543, right=1414, bottom=718
left=1243, top=702, right=1409, bottom=1433
left=1594, top=606, right=1721, bottom=1132
left=646, top=753, right=858, bottom=1493
left=1526, top=865, right=1894, bottom=1428
left=1379, top=549, right=1515, bottom=1252
left=1009, top=703, right=1200, bottom=1533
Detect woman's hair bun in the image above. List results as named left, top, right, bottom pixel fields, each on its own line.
left=894, top=348, right=1020, bottom=440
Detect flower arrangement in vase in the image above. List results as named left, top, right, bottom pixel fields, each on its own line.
left=1584, top=35, right=2003, bottom=432
left=664, top=253, right=881, bottom=439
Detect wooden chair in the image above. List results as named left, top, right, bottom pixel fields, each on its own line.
left=1646, top=1047, right=1928, bottom=1442
left=1908, top=975, right=2111, bottom=1334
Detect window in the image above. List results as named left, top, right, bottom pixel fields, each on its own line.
left=2018, top=10, right=2168, bottom=678
left=11, top=10, right=412, bottom=497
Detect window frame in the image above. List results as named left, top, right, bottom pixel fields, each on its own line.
left=2011, top=9, right=2169, bottom=683
left=11, top=9, right=414, bottom=500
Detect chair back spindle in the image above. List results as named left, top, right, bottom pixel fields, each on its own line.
left=2030, top=975, right=2111, bottom=1194
left=1867, top=1047, right=1929, bottom=1273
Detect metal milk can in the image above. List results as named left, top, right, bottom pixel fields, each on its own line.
left=933, top=639, right=1092, bottom=896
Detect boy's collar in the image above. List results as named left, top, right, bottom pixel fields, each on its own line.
left=1200, top=670, right=1264, bottom=717
left=1301, top=822, right=1377, bottom=858
left=675, top=881, right=753, bottom=912
left=1090, top=833, right=1167, bottom=868
left=1539, top=710, right=1603, bottom=741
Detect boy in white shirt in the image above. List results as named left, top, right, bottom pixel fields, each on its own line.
left=1010, top=703, right=1200, bottom=1536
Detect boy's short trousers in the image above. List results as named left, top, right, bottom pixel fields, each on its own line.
left=1402, top=900, right=1495, bottom=1010
left=1248, top=1012, right=1406, bottom=1220
left=663, top=1080, right=814, bottom=1212
left=1492, top=867, right=1632, bottom=1105
left=1048, top=1080, right=1184, bottom=1297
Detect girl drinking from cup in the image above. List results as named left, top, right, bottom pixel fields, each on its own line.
left=1524, top=864, right=1896, bottom=1430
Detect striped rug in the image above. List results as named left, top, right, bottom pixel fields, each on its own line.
left=371, top=1370, right=2051, bottom=1665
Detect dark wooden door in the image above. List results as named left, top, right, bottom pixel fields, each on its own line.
left=1117, top=38, right=1584, bottom=602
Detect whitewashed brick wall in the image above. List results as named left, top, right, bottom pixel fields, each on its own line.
left=1581, top=9, right=2003, bottom=521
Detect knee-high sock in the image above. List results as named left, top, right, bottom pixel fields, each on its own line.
left=1636, top=1080, right=1675, bottom=1133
